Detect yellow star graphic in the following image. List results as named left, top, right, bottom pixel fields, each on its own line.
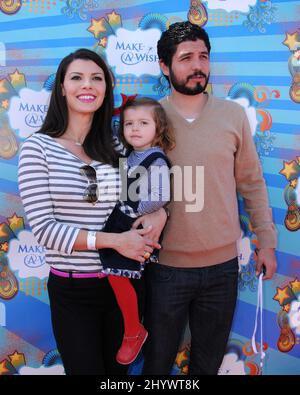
left=283, top=32, right=299, bottom=50
left=9, top=69, right=25, bottom=85
left=87, top=17, right=107, bottom=38
left=175, top=348, right=188, bottom=368
left=279, top=160, right=298, bottom=180
left=8, top=213, right=24, bottom=232
left=1, top=99, right=9, bottom=109
left=290, top=179, right=297, bottom=188
left=0, top=360, right=10, bottom=375
left=297, top=157, right=300, bottom=165
left=282, top=304, right=290, bottom=313
left=290, top=278, right=300, bottom=295
left=107, top=10, right=121, bottom=26
left=274, top=286, right=291, bottom=305
left=0, top=242, right=8, bottom=252
left=0, top=224, right=8, bottom=238
left=99, top=37, right=107, bottom=48
left=8, top=351, right=26, bottom=368
left=0, top=79, right=8, bottom=94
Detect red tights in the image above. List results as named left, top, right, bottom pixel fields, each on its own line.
left=108, top=275, right=141, bottom=337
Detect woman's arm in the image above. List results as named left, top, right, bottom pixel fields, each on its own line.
left=72, top=227, right=158, bottom=263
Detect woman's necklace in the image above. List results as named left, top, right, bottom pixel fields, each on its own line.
left=61, top=135, right=84, bottom=146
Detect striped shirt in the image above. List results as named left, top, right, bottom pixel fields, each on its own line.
left=18, top=133, right=121, bottom=272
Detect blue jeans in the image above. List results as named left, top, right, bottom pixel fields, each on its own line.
left=142, top=257, right=238, bottom=375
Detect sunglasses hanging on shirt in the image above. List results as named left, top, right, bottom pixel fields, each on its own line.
left=80, top=165, right=99, bottom=204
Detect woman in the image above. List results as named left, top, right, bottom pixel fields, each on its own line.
left=18, top=48, right=163, bottom=375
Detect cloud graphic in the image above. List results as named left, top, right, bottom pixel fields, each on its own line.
left=7, top=230, right=49, bottom=279
left=288, top=296, right=300, bottom=334
left=206, top=0, right=257, bottom=13
left=106, top=28, right=161, bottom=76
left=237, top=232, right=252, bottom=271
left=18, top=365, right=65, bottom=375
left=227, top=97, right=258, bottom=136
left=218, top=352, right=246, bottom=375
left=8, top=88, right=50, bottom=138
left=0, top=42, right=5, bottom=66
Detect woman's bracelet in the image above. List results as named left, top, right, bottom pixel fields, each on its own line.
left=87, top=231, right=97, bottom=250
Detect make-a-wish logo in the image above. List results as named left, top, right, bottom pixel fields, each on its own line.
left=7, top=230, right=49, bottom=279
left=22, top=103, right=48, bottom=128
left=8, top=88, right=50, bottom=138
left=106, top=28, right=161, bottom=76
left=19, top=244, right=46, bottom=268
left=119, top=42, right=158, bottom=66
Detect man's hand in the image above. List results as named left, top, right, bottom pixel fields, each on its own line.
left=132, top=207, right=167, bottom=242
left=255, top=248, right=277, bottom=280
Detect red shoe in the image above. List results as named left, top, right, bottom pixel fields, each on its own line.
left=116, top=325, right=148, bottom=365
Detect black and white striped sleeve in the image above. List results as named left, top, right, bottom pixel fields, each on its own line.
left=18, top=137, right=80, bottom=254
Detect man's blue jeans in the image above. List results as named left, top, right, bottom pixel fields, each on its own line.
left=143, top=257, right=239, bottom=375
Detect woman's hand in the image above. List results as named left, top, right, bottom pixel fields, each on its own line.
left=132, top=208, right=167, bottom=243
left=114, top=226, right=161, bottom=263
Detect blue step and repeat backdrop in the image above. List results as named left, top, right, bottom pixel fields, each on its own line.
left=0, top=0, right=299, bottom=375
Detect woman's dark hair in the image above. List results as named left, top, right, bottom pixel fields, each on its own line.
left=157, top=21, right=211, bottom=83
left=119, top=96, right=175, bottom=153
left=38, top=48, right=119, bottom=167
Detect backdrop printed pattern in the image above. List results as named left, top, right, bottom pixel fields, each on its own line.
left=0, top=0, right=299, bottom=375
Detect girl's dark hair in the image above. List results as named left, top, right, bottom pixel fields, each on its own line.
left=119, top=97, right=175, bottom=153
left=157, top=21, right=211, bottom=83
left=38, top=48, right=119, bottom=167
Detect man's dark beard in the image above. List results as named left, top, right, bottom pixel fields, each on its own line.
left=169, top=68, right=210, bottom=96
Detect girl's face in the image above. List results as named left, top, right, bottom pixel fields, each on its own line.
left=123, top=106, right=157, bottom=151
left=61, top=59, right=106, bottom=118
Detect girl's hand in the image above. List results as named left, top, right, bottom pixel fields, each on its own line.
left=115, top=226, right=159, bottom=263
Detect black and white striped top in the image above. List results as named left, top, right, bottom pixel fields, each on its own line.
left=18, top=133, right=121, bottom=272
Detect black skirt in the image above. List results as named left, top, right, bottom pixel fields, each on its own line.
left=99, top=205, right=142, bottom=272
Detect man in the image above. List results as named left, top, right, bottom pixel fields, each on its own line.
left=142, top=21, right=277, bottom=375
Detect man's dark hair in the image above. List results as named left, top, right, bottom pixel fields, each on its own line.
left=157, top=21, right=211, bottom=68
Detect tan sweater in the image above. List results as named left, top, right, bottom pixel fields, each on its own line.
left=159, top=94, right=277, bottom=268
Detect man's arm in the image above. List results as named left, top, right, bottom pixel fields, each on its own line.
left=132, top=207, right=167, bottom=243
left=235, top=112, right=277, bottom=279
